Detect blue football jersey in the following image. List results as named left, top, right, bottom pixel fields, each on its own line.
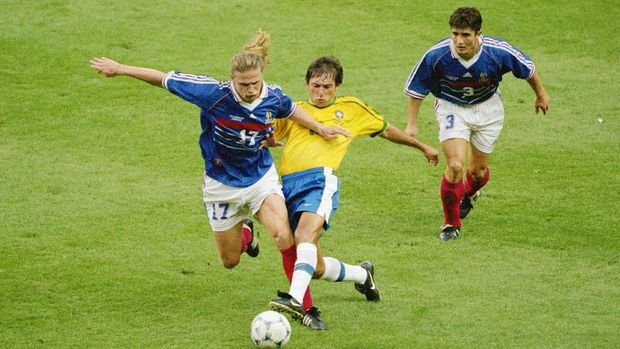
left=404, top=36, right=535, bottom=105
left=163, top=71, right=295, bottom=187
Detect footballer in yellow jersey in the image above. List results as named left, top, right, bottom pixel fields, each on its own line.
left=269, top=56, right=438, bottom=330
left=274, top=96, right=387, bottom=176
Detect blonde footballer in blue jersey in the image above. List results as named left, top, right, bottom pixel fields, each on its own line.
left=404, top=7, right=550, bottom=241
left=90, top=31, right=350, bottom=312
left=268, top=56, right=439, bottom=330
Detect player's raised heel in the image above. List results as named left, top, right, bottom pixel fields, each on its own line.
left=243, top=218, right=260, bottom=257
left=460, top=190, right=480, bottom=219
left=439, top=224, right=460, bottom=241
left=269, top=291, right=304, bottom=320
left=354, top=261, right=381, bottom=301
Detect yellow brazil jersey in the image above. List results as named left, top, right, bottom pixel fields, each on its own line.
left=274, top=96, right=388, bottom=176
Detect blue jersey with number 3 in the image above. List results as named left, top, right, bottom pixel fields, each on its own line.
left=163, top=72, right=295, bottom=187
left=404, top=36, right=535, bottom=105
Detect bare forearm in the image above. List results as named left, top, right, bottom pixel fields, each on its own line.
left=405, top=97, right=423, bottom=136
left=116, top=64, right=166, bottom=86
left=380, top=124, right=425, bottom=150
left=289, top=105, right=351, bottom=140
left=527, top=70, right=551, bottom=114
left=289, top=106, right=321, bottom=133
left=380, top=123, right=440, bottom=165
left=527, top=71, right=547, bottom=97
left=90, top=57, right=165, bottom=86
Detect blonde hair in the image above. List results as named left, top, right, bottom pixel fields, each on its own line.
left=230, top=29, right=271, bottom=77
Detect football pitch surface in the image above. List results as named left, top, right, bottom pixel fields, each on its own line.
left=1, top=1, right=618, bottom=348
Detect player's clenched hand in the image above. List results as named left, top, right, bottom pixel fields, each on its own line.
left=534, top=92, right=550, bottom=115
left=260, top=133, right=283, bottom=149
left=90, top=57, right=121, bottom=77
left=422, top=145, right=440, bottom=166
left=317, top=125, right=351, bottom=140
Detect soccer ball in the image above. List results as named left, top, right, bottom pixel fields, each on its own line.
left=250, top=310, right=291, bottom=348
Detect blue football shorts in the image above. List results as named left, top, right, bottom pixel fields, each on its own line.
left=281, top=167, right=340, bottom=233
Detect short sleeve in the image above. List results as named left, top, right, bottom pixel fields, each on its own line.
left=162, top=71, right=223, bottom=109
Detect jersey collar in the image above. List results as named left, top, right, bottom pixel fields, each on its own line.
left=450, top=35, right=484, bottom=68
left=231, top=80, right=268, bottom=110
left=309, top=96, right=337, bottom=109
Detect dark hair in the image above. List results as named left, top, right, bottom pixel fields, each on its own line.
left=305, top=56, right=343, bottom=86
left=449, top=7, right=482, bottom=32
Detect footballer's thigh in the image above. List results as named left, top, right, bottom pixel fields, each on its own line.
left=202, top=174, right=250, bottom=268
left=468, top=144, right=491, bottom=180
left=441, top=138, right=469, bottom=182
left=256, top=194, right=294, bottom=249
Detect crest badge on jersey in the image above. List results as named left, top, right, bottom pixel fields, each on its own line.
left=265, top=111, right=273, bottom=123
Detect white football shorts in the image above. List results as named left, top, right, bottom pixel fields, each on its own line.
left=434, top=92, right=505, bottom=153
left=201, top=164, right=284, bottom=232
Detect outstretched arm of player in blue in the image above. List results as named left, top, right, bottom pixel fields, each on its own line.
left=90, top=57, right=166, bottom=87
left=527, top=71, right=550, bottom=115
left=289, top=105, right=351, bottom=140
left=380, top=124, right=439, bottom=165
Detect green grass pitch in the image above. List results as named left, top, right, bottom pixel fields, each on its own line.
left=1, top=1, right=618, bottom=348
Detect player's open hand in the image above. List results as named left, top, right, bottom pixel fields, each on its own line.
left=260, top=133, right=283, bottom=149
left=534, top=92, right=550, bottom=115
left=317, top=125, right=351, bottom=140
left=90, top=57, right=121, bottom=77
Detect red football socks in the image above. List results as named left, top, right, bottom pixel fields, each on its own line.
left=240, top=224, right=252, bottom=253
left=441, top=176, right=464, bottom=227
left=464, top=168, right=490, bottom=197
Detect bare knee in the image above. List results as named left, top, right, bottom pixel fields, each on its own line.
left=271, top=227, right=294, bottom=249
left=470, top=165, right=489, bottom=182
left=446, top=159, right=465, bottom=181
left=219, top=253, right=240, bottom=269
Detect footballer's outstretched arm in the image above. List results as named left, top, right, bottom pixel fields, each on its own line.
left=289, top=105, right=351, bottom=140
left=380, top=124, right=439, bottom=165
left=90, top=57, right=165, bottom=87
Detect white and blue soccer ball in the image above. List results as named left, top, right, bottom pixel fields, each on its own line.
left=250, top=310, right=291, bottom=348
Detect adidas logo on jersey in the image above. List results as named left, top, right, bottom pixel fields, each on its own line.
left=463, top=72, right=472, bottom=78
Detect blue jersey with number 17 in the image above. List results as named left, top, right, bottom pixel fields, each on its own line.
left=404, top=35, right=535, bottom=105
left=163, top=71, right=295, bottom=188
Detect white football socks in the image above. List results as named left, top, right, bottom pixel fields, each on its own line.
left=321, top=256, right=367, bottom=283
left=289, top=242, right=317, bottom=303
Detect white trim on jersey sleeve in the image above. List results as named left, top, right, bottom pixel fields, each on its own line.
left=162, top=71, right=175, bottom=90
left=482, top=37, right=535, bottom=77
left=403, top=89, right=427, bottom=99
left=284, top=102, right=297, bottom=118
